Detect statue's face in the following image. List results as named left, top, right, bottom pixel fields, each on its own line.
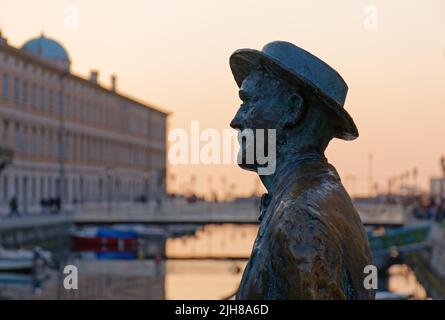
left=230, top=69, right=291, bottom=171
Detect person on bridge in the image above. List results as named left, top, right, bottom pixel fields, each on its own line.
left=229, top=41, right=374, bottom=299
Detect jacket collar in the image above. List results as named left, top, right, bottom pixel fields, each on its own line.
left=257, top=154, right=338, bottom=222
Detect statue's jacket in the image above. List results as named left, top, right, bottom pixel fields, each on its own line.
left=236, top=158, right=375, bottom=300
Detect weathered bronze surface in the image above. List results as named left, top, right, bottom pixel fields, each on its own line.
left=229, top=41, right=374, bottom=299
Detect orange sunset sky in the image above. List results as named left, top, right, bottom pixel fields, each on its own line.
left=1, top=0, right=444, bottom=199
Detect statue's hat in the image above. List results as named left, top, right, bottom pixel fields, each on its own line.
left=230, top=41, right=358, bottom=140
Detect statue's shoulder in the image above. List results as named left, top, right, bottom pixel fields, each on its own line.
left=279, top=163, right=356, bottom=217
left=281, top=163, right=345, bottom=200
left=271, top=199, right=330, bottom=241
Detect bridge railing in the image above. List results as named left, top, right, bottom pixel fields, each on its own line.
left=370, top=223, right=433, bottom=257
left=72, top=199, right=260, bottom=223
left=72, top=200, right=409, bottom=225
left=355, top=203, right=405, bottom=226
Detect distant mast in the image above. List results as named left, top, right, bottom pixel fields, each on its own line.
left=368, top=153, right=373, bottom=197
left=441, top=156, right=445, bottom=178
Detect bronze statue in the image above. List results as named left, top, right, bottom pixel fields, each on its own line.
left=229, top=41, right=374, bottom=299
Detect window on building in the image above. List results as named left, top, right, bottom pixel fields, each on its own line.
left=31, top=83, right=37, bottom=109
left=22, top=80, right=28, bottom=106
left=39, top=177, right=44, bottom=200
left=79, top=177, right=84, bottom=202
left=72, top=134, right=77, bottom=161
left=2, top=175, right=8, bottom=201
left=56, top=92, right=61, bottom=115
left=55, top=178, right=60, bottom=197
left=98, top=178, right=103, bottom=202
left=31, top=127, right=37, bottom=156
left=72, top=97, right=77, bottom=118
left=40, top=87, right=45, bottom=111
left=23, top=126, right=28, bottom=154
left=40, top=128, right=45, bottom=158
left=13, top=77, right=19, bottom=103
left=86, top=138, right=90, bottom=162
left=79, top=136, right=84, bottom=162
left=14, top=175, right=19, bottom=198
left=31, top=177, right=36, bottom=203
left=14, top=122, right=20, bottom=151
left=80, top=101, right=84, bottom=120
left=64, top=178, right=68, bottom=200
left=65, top=133, right=70, bottom=161
left=2, top=72, right=8, bottom=100
left=22, top=176, right=28, bottom=205
left=48, top=89, right=53, bottom=113
left=63, top=95, right=67, bottom=118
left=56, top=132, right=61, bottom=158
left=2, top=119, right=9, bottom=146
left=47, top=177, right=52, bottom=197
left=72, top=179, right=77, bottom=203
left=48, top=130, right=53, bottom=159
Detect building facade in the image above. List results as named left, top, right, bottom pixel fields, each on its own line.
left=0, top=32, right=167, bottom=215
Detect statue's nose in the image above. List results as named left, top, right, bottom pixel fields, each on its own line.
left=230, top=111, right=243, bottom=130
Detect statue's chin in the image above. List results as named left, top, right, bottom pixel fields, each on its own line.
left=237, top=148, right=259, bottom=172
left=237, top=162, right=258, bottom=172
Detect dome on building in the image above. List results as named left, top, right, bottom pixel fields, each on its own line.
left=21, top=34, right=70, bottom=71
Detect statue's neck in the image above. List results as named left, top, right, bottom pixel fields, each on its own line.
left=259, top=149, right=326, bottom=194
left=257, top=120, right=331, bottom=194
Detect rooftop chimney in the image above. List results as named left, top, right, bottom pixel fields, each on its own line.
left=111, top=75, right=117, bottom=92
left=90, top=70, right=99, bottom=84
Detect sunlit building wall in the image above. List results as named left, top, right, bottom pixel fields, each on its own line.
left=0, top=32, right=167, bottom=214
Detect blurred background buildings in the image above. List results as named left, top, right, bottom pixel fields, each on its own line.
left=0, top=31, right=167, bottom=215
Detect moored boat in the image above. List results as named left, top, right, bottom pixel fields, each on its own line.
left=0, top=246, right=51, bottom=273
left=71, top=227, right=139, bottom=252
left=0, top=258, right=34, bottom=273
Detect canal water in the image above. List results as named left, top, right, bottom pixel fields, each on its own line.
left=0, top=224, right=427, bottom=300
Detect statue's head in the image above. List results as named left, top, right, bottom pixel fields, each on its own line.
left=229, top=41, right=358, bottom=174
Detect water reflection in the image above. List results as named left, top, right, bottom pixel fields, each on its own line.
left=0, top=224, right=255, bottom=300
left=165, top=224, right=255, bottom=299
left=166, top=260, right=247, bottom=300
left=0, top=224, right=430, bottom=300
left=167, top=224, right=257, bottom=259
left=1, top=264, right=163, bottom=299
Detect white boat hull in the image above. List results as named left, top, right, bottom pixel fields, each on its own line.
left=0, top=258, right=34, bottom=272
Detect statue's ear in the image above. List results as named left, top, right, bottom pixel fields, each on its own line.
left=283, top=93, right=305, bottom=128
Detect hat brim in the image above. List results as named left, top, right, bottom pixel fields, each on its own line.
left=229, top=49, right=359, bottom=141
